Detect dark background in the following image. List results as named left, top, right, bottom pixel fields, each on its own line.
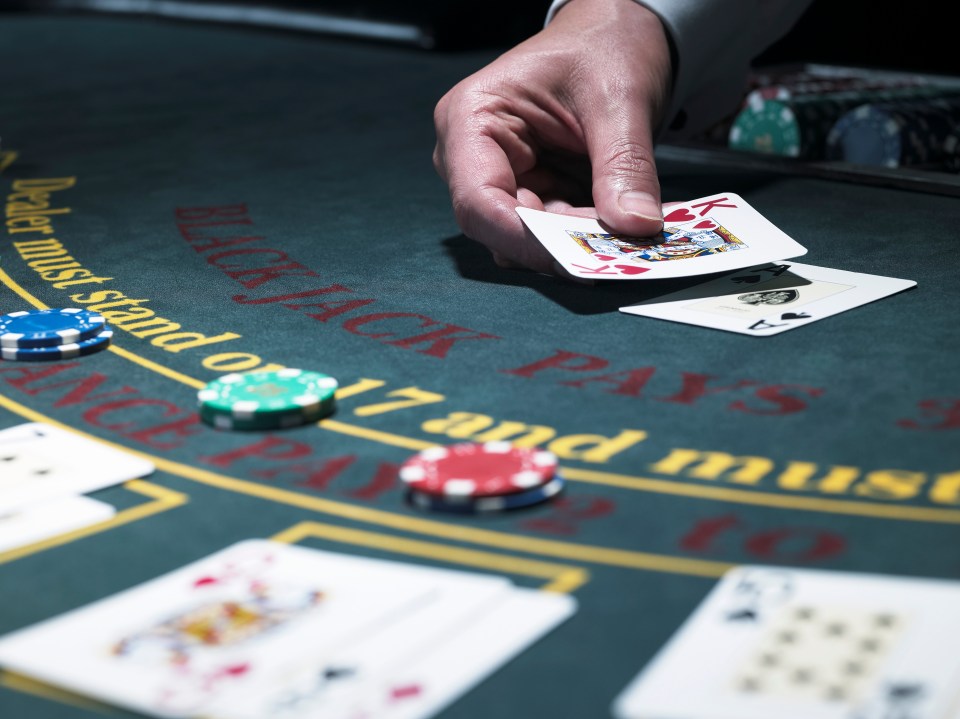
left=756, top=0, right=953, bottom=75
left=0, top=0, right=955, bottom=71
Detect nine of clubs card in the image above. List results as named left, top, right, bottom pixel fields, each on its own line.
left=613, top=566, right=960, bottom=719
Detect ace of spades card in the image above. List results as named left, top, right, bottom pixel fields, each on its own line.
left=619, top=262, right=916, bottom=335
left=516, top=193, right=807, bottom=280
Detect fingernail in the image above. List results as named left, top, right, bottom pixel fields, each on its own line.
left=617, top=191, right=661, bottom=221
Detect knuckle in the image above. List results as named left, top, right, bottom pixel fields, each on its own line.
left=460, top=106, right=502, bottom=137
left=601, top=139, right=656, bottom=179
left=450, top=191, right=480, bottom=237
left=432, top=94, right=450, bottom=129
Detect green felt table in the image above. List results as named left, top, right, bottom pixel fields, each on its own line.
left=1, top=13, right=959, bottom=719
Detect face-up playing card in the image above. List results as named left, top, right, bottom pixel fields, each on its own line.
left=612, top=566, right=960, bottom=719
left=206, top=561, right=513, bottom=718
left=0, top=423, right=155, bottom=513
left=0, top=495, right=115, bottom=553
left=0, top=541, right=477, bottom=718
left=516, top=193, right=807, bottom=280
left=620, top=262, right=916, bottom=335
left=318, top=588, right=577, bottom=719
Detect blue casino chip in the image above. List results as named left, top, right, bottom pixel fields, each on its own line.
left=0, top=308, right=107, bottom=349
left=826, top=104, right=903, bottom=167
left=406, top=475, right=565, bottom=514
left=827, top=97, right=960, bottom=168
left=0, top=328, right=113, bottom=361
left=946, top=132, right=960, bottom=172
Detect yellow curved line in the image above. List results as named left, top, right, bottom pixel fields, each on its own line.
left=562, top=467, right=960, bottom=524
left=3, top=264, right=959, bottom=527
left=271, top=521, right=592, bottom=592
left=107, top=344, right=206, bottom=389
left=0, top=151, right=18, bottom=174
left=0, top=391, right=731, bottom=577
left=0, top=265, right=48, bottom=308
left=0, top=480, right=187, bottom=567
left=0, top=672, right=116, bottom=715
left=0, top=267, right=204, bottom=389
left=318, top=418, right=436, bottom=451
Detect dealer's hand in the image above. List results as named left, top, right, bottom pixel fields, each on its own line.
left=433, top=0, right=673, bottom=275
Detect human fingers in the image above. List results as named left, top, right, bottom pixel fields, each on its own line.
left=434, top=105, right=557, bottom=273
left=564, top=2, right=672, bottom=236
left=583, top=90, right=664, bottom=238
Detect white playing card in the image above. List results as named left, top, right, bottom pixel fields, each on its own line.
left=0, top=495, right=115, bottom=553
left=0, top=422, right=155, bottom=513
left=0, top=541, right=461, bottom=718
left=517, top=193, right=806, bottom=280
left=209, top=564, right=513, bottom=718
left=612, top=566, right=960, bottom=719
left=322, top=587, right=577, bottom=719
left=620, top=262, right=916, bottom=335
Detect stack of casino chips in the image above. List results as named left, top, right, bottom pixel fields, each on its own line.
left=197, top=368, right=338, bottom=431
left=945, top=131, right=960, bottom=172
left=0, top=308, right=112, bottom=361
left=744, top=75, right=927, bottom=104
left=729, top=85, right=960, bottom=160
left=400, top=441, right=563, bottom=514
left=826, top=95, right=960, bottom=168
left=694, top=73, right=927, bottom=148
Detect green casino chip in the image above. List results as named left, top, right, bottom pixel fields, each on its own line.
left=198, top=368, right=338, bottom=428
left=729, top=99, right=802, bottom=157
left=199, top=402, right=334, bottom=431
left=729, top=87, right=960, bottom=161
left=946, top=132, right=960, bottom=172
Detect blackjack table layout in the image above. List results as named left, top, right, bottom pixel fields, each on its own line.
left=1, top=13, right=959, bottom=719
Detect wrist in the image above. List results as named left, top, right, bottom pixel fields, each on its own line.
left=548, top=0, right=674, bottom=128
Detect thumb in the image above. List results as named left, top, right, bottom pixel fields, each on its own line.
left=585, top=106, right=663, bottom=236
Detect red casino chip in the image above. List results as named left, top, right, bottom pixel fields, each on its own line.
left=399, top=442, right=558, bottom=499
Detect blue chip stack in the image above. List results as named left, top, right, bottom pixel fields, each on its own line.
left=0, top=308, right=112, bottom=361
left=729, top=85, right=960, bottom=160
left=945, top=128, right=960, bottom=172
left=826, top=94, right=960, bottom=168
